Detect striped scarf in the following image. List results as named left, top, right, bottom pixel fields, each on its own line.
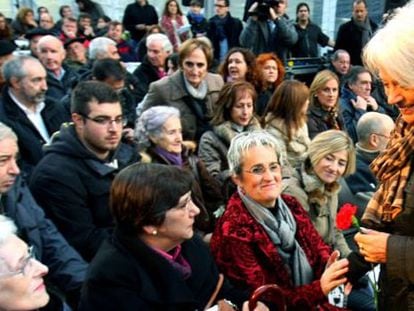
left=362, top=116, right=414, bottom=224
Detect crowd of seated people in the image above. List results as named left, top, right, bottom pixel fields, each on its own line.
left=0, top=0, right=404, bottom=309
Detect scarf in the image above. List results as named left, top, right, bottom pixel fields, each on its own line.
left=353, top=17, right=372, bottom=47
left=238, top=188, right=314, bottom=286
left=363, top=116, right=414, bottom=224
left=153, top=244, right=192, bottom=279
left=183, top=75, right=208, bottom=100
left=213, top=118, right=262, bottom=145
left=153, top=145, right=183, bottom=167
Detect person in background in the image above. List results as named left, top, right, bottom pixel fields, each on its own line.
left=64, top=37, right=88, bottom=70
left=95, top=15, right=111, bottom=36
left=0, top=13, right=13, bottom=41
left=166, top=52, right=179, bottom=75
left=77, top=13, right=96, bottom=39
left=58, top=16, right=79, bottom=43
left=328, top=49, right=351, bottom=92
left=38, top=12, right=57, bottom=34
left=55, top=5, right=74, bottom=33
left=75, top=0, right=105, bottom=27
left=253, top=52, right=285, bottom=117
left=136, top=24, right=164, bottom=62
left=217, top=47, right=256, bottom=84
left=106, top=21, right=137, bottom=62
left=187, top=0, right=209, bottom=38
left=307, top=69, right=345, bottom=139
left=0, top=40, right=15, bottom=92
left=160, top=0, right=192, bottom=53
left=11, top=7, right=37, bottom=38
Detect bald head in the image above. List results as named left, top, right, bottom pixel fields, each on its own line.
left=356, top=112, right=395, bottom=151
left=37, top=35, right=66, bottom=76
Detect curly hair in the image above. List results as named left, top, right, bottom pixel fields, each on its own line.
left=254, top=52, right=285, bottom=91
left=218, top=47, right=256, bottom=83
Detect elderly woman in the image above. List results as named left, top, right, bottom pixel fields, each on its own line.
left=210, top=130, right=350, bottom=310
left=0, top=215, right=49, bottom=310
left=343, top=3, right=414, bottom=310
left=79, top=163, right=267, bottom=310
left=198, top=81, right=261, bottom=193
left=217, top=47, right=256, bottom=83
left=140, top=38, right=224, bottom=142
left=307, top=70, right=345, bottom=139
left=135, top=106, right=223, bottom=232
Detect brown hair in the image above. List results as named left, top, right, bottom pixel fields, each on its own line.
left=163, top=0, right=184, bottom=17
left=178, top=38, right=213, bottom=69
left=218, top=47, right=256, bottom=83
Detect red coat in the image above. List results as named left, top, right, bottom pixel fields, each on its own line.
left=210, top=193, right=345, bottom=310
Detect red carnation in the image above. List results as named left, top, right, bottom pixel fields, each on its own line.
left=336, top=203, right=358, bottom=230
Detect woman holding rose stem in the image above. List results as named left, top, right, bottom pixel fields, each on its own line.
left=346, top=2, right=414, bottom=310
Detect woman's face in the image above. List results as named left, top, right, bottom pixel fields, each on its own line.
left=0, top=235, right=49, bottom=310
left=230, top=90, right=254, bottom=127
left=151, top=116, right=183, bottom=154
left=380, top=69, right=414, bottom=124
left=316, top=78, right=339, bottom=110
left=182, top=48, right=208, bottom=88
left=227, top=52, right=248, bottom=82
left=24, top=11, right=34, bottom=24
left=168, top=1, right=178, bottom=15
left=167, top=59, right=177, bottom=76
left=261, top=59, right=279, bottom=84
left=156, top=191, right=200, bottom=246
left=0, top=16, right=6, bottom=30
left=233, top=145, right=282, bottom=207
left=313, top=149, right=348, bottom=184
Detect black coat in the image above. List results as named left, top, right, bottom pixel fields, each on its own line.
left=132, top=56, right=161, bottom=103
left=306, top=104, right=345, bottom=139
left=122, top=2, right=158, bottom=42
left=45, top=65, right=79, bottom=100
left=29, top=123, right=140, bottom=261
left=291, top=22, right=330, bottom=58
left=0, top=87, right=70, bottom=178
left=79, top=229, right=246, bottom=310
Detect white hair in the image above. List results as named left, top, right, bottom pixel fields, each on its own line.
left=146, top=33, right=173, bottom=54
left=0, top=215, right=17, bottom=246
left=89, top=37, right=117, bottom=60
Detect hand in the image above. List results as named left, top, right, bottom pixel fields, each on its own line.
left=355, top=228, right=389, bottom=263
left=350, top=96, right=368, bottom=110
left=269, top=7, right=278, bottom=20
left=242, top=301, right=268, bottom=311
left=122, top=128, right=134, bottom=143
left=83, top=25, right=95, bottom=36
left=365, top=96, right=379, bottom=111
left=321, top=250, right=349, bottom=295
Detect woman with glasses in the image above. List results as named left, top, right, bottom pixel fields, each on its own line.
left=210, top=130, right=350, bottom=310
left=79, top=163, right=267, bottom=310
left=0, top=215, right=49, bottom=310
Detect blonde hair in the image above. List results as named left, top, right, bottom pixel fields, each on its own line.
left=309, top=70, right=340, bottom=109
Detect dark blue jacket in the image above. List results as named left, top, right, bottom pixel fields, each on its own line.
left=45, top=64, right=79, bottom=100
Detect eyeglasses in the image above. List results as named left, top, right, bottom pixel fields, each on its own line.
left=243, top=163, right=280, bottom=176
left=0, top=246, right=36, bottom=278
left=80, top=114, right=127, bottom=127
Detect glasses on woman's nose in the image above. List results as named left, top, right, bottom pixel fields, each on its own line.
left=0, top=246, right=37, bottom=278
left=244, top=163, right=280, bottom=175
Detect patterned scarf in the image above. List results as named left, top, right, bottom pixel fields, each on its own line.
left=362, top=117, right=414, bottom=224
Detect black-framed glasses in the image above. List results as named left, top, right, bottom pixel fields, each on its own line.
left=243, top=163, right=280, bottom=176
left=0, top=246, right=36, bottom=278
left=80, top=114, right=127, bottom=127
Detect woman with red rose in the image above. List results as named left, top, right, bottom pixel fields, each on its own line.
left=210, top=131, right=350, bottom=310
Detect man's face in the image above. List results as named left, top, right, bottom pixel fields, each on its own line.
left=66, top=42, right=87, bottom=63
left=79, top=17, right=91, bottom=28
left=349, top=72, right=372, bottom=98
left=73, top=101, right=123, bottom=159
left=276, top=0, right=287, bottom=15
left=107, top=25, right=123, bottom=42
left=37, top=38, right=66, bottom=74
left=62, top=7, right=73, bottom=18
left=215, top=0, right=229, bottom=18
left=29, top=35, right=44, bottom=57
left=297, top=5, right=309, bottom=22
left=332, top=52, right=350, bottom=75
left=62, top=20, right=77, bottom=37
left=12, top=60, right=47, bottom=105
left=39, top=13, right=54, bottom=30
left=352, top=2, right=368, bottom=23
left=147, top=40, right=169, bottom=68
left=0, top=138, right=20, bottom=194
left=105, top=45, right=120, bottom=60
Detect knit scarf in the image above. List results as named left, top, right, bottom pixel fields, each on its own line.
left=213, top=118, right=262, bottom=145
left=238, top=188, right=314, bottom=286
left=362, top=116, right=414, bottom=224
left=353, top=17, right=372, bottom=47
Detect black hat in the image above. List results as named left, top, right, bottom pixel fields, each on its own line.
left=25, top=28, right=55, bottom=40
left=0, top=40, right=17, bottom=56
left=64, top=37, right=86, bottom=49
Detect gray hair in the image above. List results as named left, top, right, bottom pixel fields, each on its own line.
left=146, top=33, right=173, bottom=54
left=89, top=37, right=117, bottom=60
left=37, top=35, right=64, bottom=53
left=363, top=1, right=414, bottom=88
left=135, top=106, right=180, bottom=151
left=0, top=122, right=18, bottom=142
left=227, top=130, right=280, bottom=175
left=331, top=49, right=349, bottom=62
left=0, top=215, right=17, bottom=246
left=2, top=55, right=39, bottom=83
left=356, top=112, right=394, bottom=143
left=344, top=65, right=371, bottom=87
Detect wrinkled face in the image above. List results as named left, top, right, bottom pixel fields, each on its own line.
left=297, top=5, right=309, bottom=22
left=332, top=53, right=350, bottom=75
left=349, top=72, right=372, bottom=98
left=313, top=149, right=348, bottom=184
left=227, top=52, right=248, bottom=82
left=261, top=59, right=278, bottom=84
left=13, top=60, right=47, bottom=105
left=62, top=20, right=77, bottom=37
left=316, top=78, right=339, bottom=110
left=215, top=0, right=229, bottom=17
left=230, top=90, right=254, bottom=127
left=380, top=69, right=414, bottom=124
left=233, top=146, right=282, bottom=207
left=147, top=40, right=169, bottom=68
left=151, top=116, right=183, bottom=154
left=182, top=48, right=208, bottom=88
left=168, top=1, right=178, bottom=15
left=352, top=2, right=368, bottom=23
left=107, top=25, right=123, bottom=42
left=74, top=101, right=123, bottom=159
left=155, top=191, right=200, bottom=247
left=66, top=42, right=87, bottom=63
left=105, top=44, right=121, bottom=60
left=38, top=38, right=66, bottom=73
left=0, top=235, right=49, bottom=310
left=39, top=13, right=53, bottom=29
left=0, top=138, right=20, bottom=194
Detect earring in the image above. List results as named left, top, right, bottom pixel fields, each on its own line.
left=152, top=230, right=157, bottom=236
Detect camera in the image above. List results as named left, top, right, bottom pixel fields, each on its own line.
left=249, top=0, right=280, bottom=21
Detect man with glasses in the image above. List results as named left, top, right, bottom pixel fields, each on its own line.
left=0, top=123, right=87, bottom=310
left=207, top=0, right=243, bottom=62
left=30, top=81, right=140, bottom=262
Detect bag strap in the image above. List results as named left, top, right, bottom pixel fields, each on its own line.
left=204, top=273, right=224, bottom=310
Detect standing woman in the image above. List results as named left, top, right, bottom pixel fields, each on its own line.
left=198, top=81, right=261, bottom=190
left=263, top=80, right=311, bottom=170
left=218, top=47, right=256, bottom=83
left=254, top=52, right=285, bottom=117
left=307, top=70, right=345, bottom=139
left=160, top=0, right=192, bottom=53
left=346, top=3, right=414, bottom=310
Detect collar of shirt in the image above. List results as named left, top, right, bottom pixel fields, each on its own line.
left=8, top=89, right=45, bottom=115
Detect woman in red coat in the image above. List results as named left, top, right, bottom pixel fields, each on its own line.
left=210, top=130, right=350, bottom=310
